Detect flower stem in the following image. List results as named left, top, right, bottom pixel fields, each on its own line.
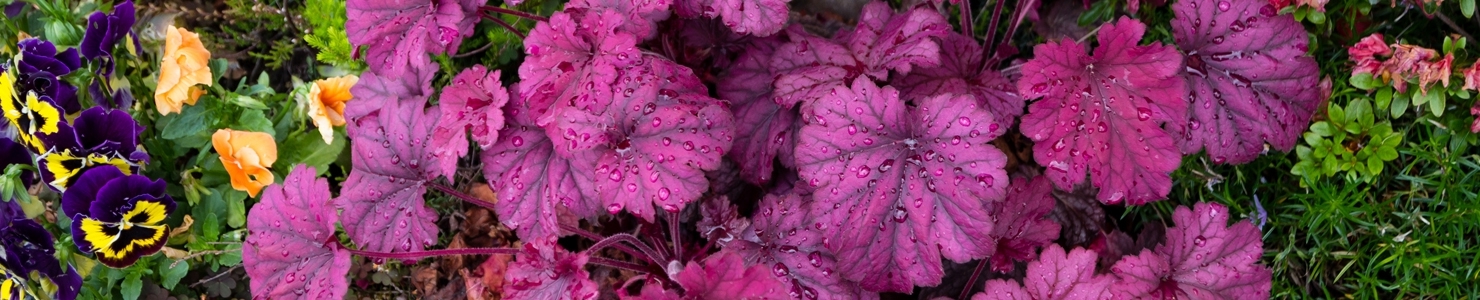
left=587, top=233, right=666, bottom=265
left=346, top=246, right=519, bottom=260
left=479, top=6, right=549, bottom=22
left=667, top=211, right=682, bottom=261
left=959, top=0, right=975, bottom=38
left=429, top=183, right=498, bottom=212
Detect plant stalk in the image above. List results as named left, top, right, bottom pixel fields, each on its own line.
left=346, top=245, right=519, bottom=260
left=479, top=6, right=549, bottom=22
left=959, top=259, right=991, bottom=300
left=429, top=183, right=498, bottom=212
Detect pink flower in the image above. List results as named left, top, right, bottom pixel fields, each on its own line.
left=1463, top=64, right=1480, bottom=91
left=1416, top=53, right=1453, bottom=94
left=1383, top=44, right=1438, bottom=92
left=1348, top=34, right=1389, bottom=75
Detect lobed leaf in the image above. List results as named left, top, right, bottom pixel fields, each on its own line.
left=1016, top=17, right=1186, bottom=205
left=482, top=102, right=603, bottom=241
left=719, top=38, right=801, bottom=185
left=434, top=65, right=510, bottom=156
left=337, top=99, right=451, bottom=254
left=1108, top=202, right=1271, bottom=299
left=988, top=175, right=1061, bottom=272
left=504, top=238, right=600, bottom=300
left=345, top=0, right=480, bottom=76
left=973, top=245, right=1112, bottom=300
left=895, top=33, right=1025, bottom=123
left=796, top=78, right=1008, bottom=292
left=1170, top=0, right=1325, bottom=164
left=243, top=165, right=350, bottom=299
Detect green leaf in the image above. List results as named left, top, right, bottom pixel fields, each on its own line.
left=159, top=104, right=211, bottom=140
left=1427, top=91, right=1446, bottom=117
left=1346, top=98, right=1372, bottom=128
left=224, top=189, right=248, bottom=228
left=1310, top=122, right=1334, bottom=136
left=273, top=129, right=347, bottom=175
left=1307, top=9, right=1326, bottom=24
left=1350, top=73, right=1379, bottom=90
left=121, top=272, right=143, bottom=300
left=200, top=213, right=221, bottom=243
left=1390, top=93, right=1409, bottom=118
left=1466, top=0, right=1476, bottom=18
left=159, top=261, right=190, bottom=290
left=210, top=59, right=230, bottom=87
left=235, top=109, right=276, bottom=135
left=1375, top=87, right=1393, bottom=111
left=218, top=250, right=243, bottom=267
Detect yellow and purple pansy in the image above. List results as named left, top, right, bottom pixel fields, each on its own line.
left=12, top=38, right=82, bottom=113
left=34, top=107, right=147, bottom=192
left=1, top=69, right=68, bottom=153
left=2, top=199, right=83, bottom=300
left=60, top=167, right=175, bottom=269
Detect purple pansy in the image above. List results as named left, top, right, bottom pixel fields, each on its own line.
left=80, top=0, right=139, bottom=76
left=36, top=107, right=147, bottom=192
left=60, top=167, right=176, bottom=268
left=1, top=200, right=83, bottom=300
left=0, top=138, right=35, bottom=187
left=15, top=38, right=82, bottom=113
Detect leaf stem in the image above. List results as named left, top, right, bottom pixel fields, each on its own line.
left=346, top=246, right=520, bottom=260
left=429, top=183, right=498, bottom=212
left=587, top=257, right=652, bottom=273
left=480, top=11, right=528, bottom=39
left=983, top=0, right=1006, bottom=60
left=561, top=223, right=646, bottom=258
left=479, top=6, right=549, bottom=22
left=958, top=259, right=990, bottom=300
left=586, top=233, right=667, bottom=266
left=667, top=211, right=682, bottom=261
left=959, top=0, right=975, bottom=37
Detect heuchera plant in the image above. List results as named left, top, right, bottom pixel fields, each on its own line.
left=242, top=0, right=1314, bottom=296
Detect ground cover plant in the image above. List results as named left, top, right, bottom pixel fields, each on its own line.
left=0, top=0, right=1477, bottom=298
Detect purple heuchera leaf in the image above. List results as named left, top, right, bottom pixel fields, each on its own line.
left=338, top=100, right=452, bottom=254
left=346, top=0, right=480, bottom=76
left=567, top=0, right=672, bottom=39
left=770, top=26, right=859, bottom=109
left=433, top=65, right=510, bottom=156
left=504, top=237, right=600, bottom=300
left=988, top=175, right=1061, bottom=272
left=895, top=32, right=1025, bottom=123
left=482, top=101, right=603, bottom=241
left=673, top=0, right=789, bottom=36
left=838, top=2, right=950, bottom=76
left=1108, top=202, right=1271, bottom=299
left=344, top=60, right=437, bottom=122
left=1170, top=0, right=1324, bottom=164
left=720, top=38, right=802, bottom=185
left=1048, top=182, right=1105, bottom=247
left=796, top=78, right=1008, bottom=292
left=1016, top=17, right=1186, bottom=205
left=724, top=191, right=876, bottom=300
left=517, top=11, right=639, bottom=120
left=973, top=245, right=1113, bottom=300
left=550, top=56, right=733, bottom=221
left=674, top=250, right=791, bottom=299
left=243, top=165, right=350, bottom=300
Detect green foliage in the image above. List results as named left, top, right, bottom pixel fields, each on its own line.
left=1292, top=98, right=1404, bottom=184
left=303, top=0, right=364, bottom=70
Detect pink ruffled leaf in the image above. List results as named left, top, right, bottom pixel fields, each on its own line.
left=988, top=175, right=1061, bottom=272
left=973, top=245, right=1113, bottom=300
left=720, top=39, right=801, bottom=185
left=1108, top=202, right=1272, bottom=299
left=770, top=27, right=861, bottom=109
left=346, top=0, right=479, bottom=75
left=481, top=102, right=603, bottom=241
left=674, top=250, right=791, bottom=299
left=1171, top=0, right=1324, bottom=164
left=674, top=0, right=789, bottom=36
left=434, top=65, right=510, bottom=157
left=517, top=11, right=639, bottom=120
left=243, top=165, right=350, bottom=300
left=504, top=238, right=600, bottom=300
left=895, top=33, right=1025, bottom=122
left=725, top=192, right=877, bottom=299
left=344, top=60, right=437, bottom=122
left=840, top=2, right=951, bottom=76
left=1016, top=17, right=1186, bottom=205
left=338, top=100, right=451, bottom=254
left=796, top=78, right=1008, bottom=292
left=566, top=0, right=673, bottom=39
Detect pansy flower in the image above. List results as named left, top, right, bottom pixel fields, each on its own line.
left=80, top=0, right=139, bottom=76
left=212, top=129, right=277, bottom=197
left=61, top=167, right=175, bottom=268
left=155, top=26, right=212, bottom=115
left=14, top=38, right=82, bottom=113
left=35, top=107, right=146, bottom=192
left=305, top=75, right=358, bottom=144
left=1, top=200, right=83, bottom=300
left=1, top=70, right=67, bottom=153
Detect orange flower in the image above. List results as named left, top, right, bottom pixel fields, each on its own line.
left=155, top=26, right=213, bottom=115
left=212, top=129, right=277, bottom=197
left=306, top=75, right=358, bottom=143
